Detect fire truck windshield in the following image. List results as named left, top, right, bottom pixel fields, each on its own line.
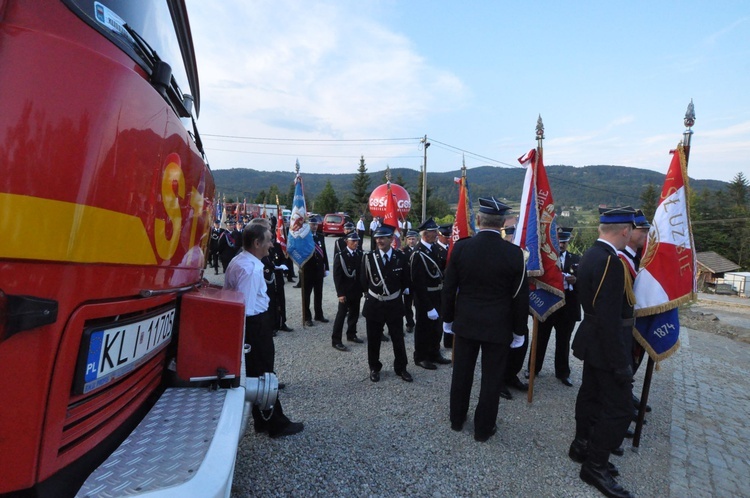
left=63, top=0, right=197, bottom=112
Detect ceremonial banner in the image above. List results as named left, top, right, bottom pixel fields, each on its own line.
left=449, top=175, right=475, bottom=260
left=287, top=164, right=315, bottom=266
left=634, top=144, right=696, bottom=362
left=276, top=195, right=287, bottom=257
left=381, top=182, right=402, bottom=249
left=514, top=148, right=564, bottom=321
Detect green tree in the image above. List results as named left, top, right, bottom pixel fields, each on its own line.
left=345, top=155, right=371, bottom=219
left=254, top=190, right=267, bottom=204
left=727, top=172, right=749, bottom=209
left=316, top=180, right=339, bottom=214
left=639, top=184, right=659, bottom=220
left=267, top=184, right=283, bottom=206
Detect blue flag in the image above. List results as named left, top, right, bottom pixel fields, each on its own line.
left=286, top=170, right=315, bottom=267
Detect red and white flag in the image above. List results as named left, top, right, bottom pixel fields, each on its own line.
left=634, top=144, right=696, bottom=312
left=634, top=143, right=696, bottom=362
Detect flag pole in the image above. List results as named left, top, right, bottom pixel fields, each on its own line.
left=527, top=115, right=544, bottom=404
left=294, top=161, right=308, bottom=328
left=633, top=100, right=696, bottom=449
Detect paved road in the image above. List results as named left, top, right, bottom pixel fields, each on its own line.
left=207, top=237, right=750, bottom=497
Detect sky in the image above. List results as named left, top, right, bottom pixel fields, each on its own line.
left=186, top=0, right=750, bottom=183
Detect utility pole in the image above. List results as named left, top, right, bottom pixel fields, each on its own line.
left=421, top=135, right=430, bottom=223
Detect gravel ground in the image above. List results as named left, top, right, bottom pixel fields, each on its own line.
left=205, top=236, right=674, bottom=497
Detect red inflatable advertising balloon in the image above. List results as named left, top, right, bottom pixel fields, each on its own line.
left=368, top=183, right=411, bottom=218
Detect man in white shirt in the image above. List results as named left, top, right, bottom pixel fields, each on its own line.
left=224, top=223, right=303, bottom=438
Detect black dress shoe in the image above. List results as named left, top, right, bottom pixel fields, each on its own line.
left=381, top=334, right=390, bottom=342
left=559, top=376, right=573, bottom=387
left=370, top=370, right=380, bottom=382
left=269, top=421, right=304, bottom=439
left=416, top=360, right=437, bottom=370
left=406, top=325, right=414, bottom=334
left=611, top=446, right=625, bottom=456
left=624, top=427, right=635, bottom=439
left=315, top=317, right=330, bottom=323
left=279, top=324, right=294, bottom=332
left=499, top=387, right=513, bottom=400
left=304, top=320, right=314, bottom=327
left=293, top=283, right=302, bottom=288
left=569, top=438, right=619, bottom=476
left=508, top=376, right=529, bottom=391
left=580, top=461, right=632, bottom=497
left=347, top=336, right=364, bottom=344
left=396, top=370, right=413, bottom=382
left=432, top=355, right=452, bottom=365
left=332, top=343, right=348, bottom=352
left=474, top=425, right=497, bottom=442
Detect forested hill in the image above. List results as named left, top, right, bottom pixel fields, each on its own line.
left=212, top=165, right=726, bottom=208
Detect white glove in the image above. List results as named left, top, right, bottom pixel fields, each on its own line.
left=427, top=308, right=439, bottom=320
left=510, top=334, right=525, bottom=349
left=403, top=288, right=410, bottom=295
left=443, top=322, right=453, bottom=334
left=324, top=270, right=329, bottom=277
left=275, top=265, right=288, bottom=271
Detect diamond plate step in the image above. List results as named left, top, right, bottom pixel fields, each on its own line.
left=76, top=388, right=234, bottom=497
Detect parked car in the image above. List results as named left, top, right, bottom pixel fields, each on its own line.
left=322, top=213, right=353, bottom=236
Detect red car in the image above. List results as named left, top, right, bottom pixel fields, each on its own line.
left=322, top=213, right=353, bottom=236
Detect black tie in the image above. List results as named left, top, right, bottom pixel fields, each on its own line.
left=383, top=253, right=388, bottom=265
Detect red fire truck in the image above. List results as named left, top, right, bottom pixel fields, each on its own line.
left=0, top=1, right=274, bottom=496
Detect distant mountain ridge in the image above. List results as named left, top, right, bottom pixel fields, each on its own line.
left=212, top=165, right=726, bottom=208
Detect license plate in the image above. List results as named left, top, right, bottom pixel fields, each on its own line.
left=76, top=308, right=175, bottom=394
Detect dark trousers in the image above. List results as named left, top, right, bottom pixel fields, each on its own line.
left=332, top=295, right=361, bottom=345
left=303, top=274, right=324, bottom=321
left=244, top=312, right=291, bottom=433
left=575, top=362, right=633, bottom=452
left=366, top=315, right=407, bottom=373
left=531, top=313, right=575, bottom=378
left=209, top=250, right=220, bottom=272
left=273, top=277, right=287, bottom=329
left=504, top=331, right=528, bottom=383
left=413, top=301, right=441, bottom=362
left=450, top=335, right=508, bottom=437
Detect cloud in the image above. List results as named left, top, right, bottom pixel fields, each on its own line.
left=188, top=0, right=467, bottom=145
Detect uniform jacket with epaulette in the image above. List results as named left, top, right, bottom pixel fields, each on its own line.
left=333, top=246, right=363, bottom=299
left=360, top=248, right=410, bottom=320
left=571, top=240, right=635, bottom=371
left=409, top=242, right=445, bottom=312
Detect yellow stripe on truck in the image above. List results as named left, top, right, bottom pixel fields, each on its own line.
left=0, top=193, right=157, bottom=265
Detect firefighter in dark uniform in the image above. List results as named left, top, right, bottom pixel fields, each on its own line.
left=218, top=221, right=237, bottom=273
left=271, top=237, right=293, bottom=333
left=530, top=228, right=581, bottom=386
left=332, top=231, right=364, bottom=350
left=568, top=206, right=637, bottom=498
left=208, top=219, right=224, bottom=274
left=402, top=229, right=419, bottom=334
left=360, top=224, right=413, bottom=383
left=410, top=218, right=451, bottom=370
left=442, top=198, right=528, bottom=442
left=334, top=221, right=356, bottom=256
left=436, top=224, right=452, bottom=347
left=302, top=216, right=329, bottom=326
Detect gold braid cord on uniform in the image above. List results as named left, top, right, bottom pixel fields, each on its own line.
left=592, top=256, right=611, bottom=308
left=621, top=258, right=636, bottom=307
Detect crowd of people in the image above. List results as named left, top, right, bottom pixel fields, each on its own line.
left=215, top=199, right=652, bottom=498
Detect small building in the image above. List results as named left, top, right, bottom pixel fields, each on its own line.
left=696, top=251, right=741, bottom=294
left=720, top=272, right=750, bottom=298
